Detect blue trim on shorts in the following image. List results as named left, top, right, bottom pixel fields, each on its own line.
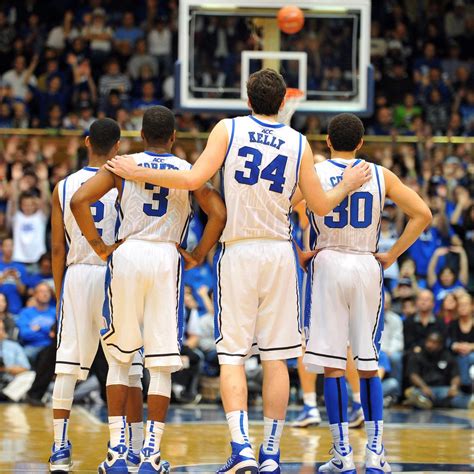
left=213, top=243, right=225, bottom=343
left=291, top=240, right=302, bottom=334
left=56, top=267, right=68, bottom=349
left=176, top=253, right=185, bottom=349
left=304, top=256, right=315, bottom=334
left=102, top=255, right=114, bottom=333
left=371, top=261, right=385, bottom=359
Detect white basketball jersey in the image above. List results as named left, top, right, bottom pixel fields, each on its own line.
left=220, top=115, right=302, bottom=242
left=308, top=159, right=385, bottom=253
left=117, top=152, right=191, bottom=244
left=58, top=167, right=118, bottom=266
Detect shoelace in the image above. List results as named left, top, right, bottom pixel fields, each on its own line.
left=221, top=454, right=238, bottom=470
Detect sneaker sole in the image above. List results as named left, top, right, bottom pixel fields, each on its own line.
left=348, top=418, right=365, bottom=429
left=292, top=417, right=322, bottom=428
left=235, top=467, right=259, bottom=474
left=98, top=465, right=129, bottom=473
left=49, top=462, right=73, bottom=472
left=365, top=468, right=391, bottom=473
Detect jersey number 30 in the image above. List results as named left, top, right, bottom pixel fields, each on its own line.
left=234, top=146, right=288, bottom=194
left=325, top=192, right=373, bottom=229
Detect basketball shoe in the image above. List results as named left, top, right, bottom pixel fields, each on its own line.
left=49, top=441, right=73, bottom=472
left=318, top=446, right=356, bottom=473
left=258, top=445, right=280, bottom=473
left=138, top=448, right=170, bottom=473
left=365, top=445, right=391, bottom=473
left=216, top=441, right=259, bottom=473
left=98, top=443, right=128, bottom=473
left=348, top=403, right=364, bottom=429
left=291, top=404, right=322, bottom=428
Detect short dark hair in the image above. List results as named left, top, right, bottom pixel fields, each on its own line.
left=246, top=68, right=286, bottom=116
left=328, top=113, right=365, bottom=152
left=88, top=118, right=120, bottom=155
left=142, top=106, right=175, bottom=145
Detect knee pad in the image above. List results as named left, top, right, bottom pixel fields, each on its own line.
left=107, top=361, right=132, bottom=387
left=128, top=374, right=143, bottom=389
left=52, top=373, right=78, bottom=411
left=148, top=367, right=172, bottom=397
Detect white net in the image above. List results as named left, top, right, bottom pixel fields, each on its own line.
left=278, top=88, right=305, bottom=125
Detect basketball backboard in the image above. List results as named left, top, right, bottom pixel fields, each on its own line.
left=176, top=0, right=373, bottom=116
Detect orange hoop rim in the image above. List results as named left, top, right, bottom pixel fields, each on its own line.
left=285, top=88, right=304, bottom=99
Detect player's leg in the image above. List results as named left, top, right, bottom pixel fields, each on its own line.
left=125, top=353, right=144, bottom=473
left=346, top=348, right=364, bottom=429
left=140, top=244, right=183, bottom=473
left=303, top=251, right=355, bottom=474
left=215, top=243, right=260, bottom=473
left=50, top=265, right=98, bottom=472
left=256, top=241, right=303, bottom=473
left=292, top=355, right=321, bottom=428
left=99, top=246, right=144, bottom=473
left=350, top=256, right=390, bottom=473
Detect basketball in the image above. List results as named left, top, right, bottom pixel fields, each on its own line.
left=277, top=5, right=305, bottom=34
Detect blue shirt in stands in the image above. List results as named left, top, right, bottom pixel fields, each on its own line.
left=0, top=339, right=30, bottom=369
left=16, top=306, right=56, bottom=348
left=0, top=260, right=27, bottom=314
left=431, top=280, right=465, bottom=314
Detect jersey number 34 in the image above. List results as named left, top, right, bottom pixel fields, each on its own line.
left=234, top=146, right=288, bottom=194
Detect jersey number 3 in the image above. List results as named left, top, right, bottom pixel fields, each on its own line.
left=234, top=146, right=288, bottom=194
left=143, top=183, right=169, bottom=216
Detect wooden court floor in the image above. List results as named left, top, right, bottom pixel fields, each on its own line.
left=0, top=404, right=473, bottom=473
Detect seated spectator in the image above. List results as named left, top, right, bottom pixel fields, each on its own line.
left=98, top=59, right=131, bottom=103
left=0, top=102, right=12, bottom=128
left=127, top=38, right=158, bottom=80
left=427, top=246, right=468, bottom=313
left=448, top=293, right=473, bottom=391
left=25, top=253, right=53, bottom=294
left=381, top=292, right=404, bottom=397
left=16, top=282, right=55, bottom=363
left=367, top=106, right=394, bottom=135
left=11, top=101, right=29, bottom=128
left=425, top=88, right=450, bottom=135
left=9, top=166, right=50, bottom=264
left=459, top=89, right=474, bottom=129
left=378, top=351, right=400, bottom=407
left=148, top=18, right=173, bottom=77
left=0, top=319, right=34, bottom=402
left=99, top=90, right=123, bottom=120
left=2, top=55, right=37, bottom=101
left=393, top=93, right=422, bottom=130
left=379, top=213, right=399, bottom=291
left=405, top=332, right=470, bottom=409
left=0, top=238, right=27, bottom=315
left=438, top=292, right=458, bottom=324
left=403, top=290, right=446, bottom=353
left=45, top=10, right=79, bottom=51
left=131, top=81, right=162, bottom=112
left=414, top=42, right=442, bottom=76
left=400, top=296, right=417, bottom=320
left=81, top=8, right=113, bottom=66
left=114, top=12, right=143, bottom=56
left=0, top=292, right=15, bottom=339
left=171, top=286, right=202, bottom=404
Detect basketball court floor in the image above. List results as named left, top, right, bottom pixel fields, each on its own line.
left=1, top=403, right=472, bottom=473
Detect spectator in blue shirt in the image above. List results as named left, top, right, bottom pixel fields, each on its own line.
left=0, top=238, right=27, bottom=315
left=25, top=252, right=54, bottom=295
left=114, top=12, right=143, bottom=55
left=131, top=81, right=162, bottom=111
left=427, top=246, right=468, bottom=313
left=16, top=282, right=55, bottom=363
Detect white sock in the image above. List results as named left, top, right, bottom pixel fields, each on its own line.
left=53, top=418, right=69, bottom=450
left=128, top=422, right=144, bottom=455
left=329, top=422, right=350, bottom=455
left=109, top=416, right=127, bottom=448
left=262, top=417, right=284, bottom=454
left=226, top=410, right=250, bottom=445
left=365, top=420, right=383, bottom=453
left=303, top=392, right=317, bottom=408
left=143, top=420, right=165, bottom=454
left=353, top=392, right=361, bottom=405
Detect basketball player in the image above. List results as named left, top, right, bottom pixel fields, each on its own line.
left=106, top=69, right=371, bottom=473
left=70, top=106, right=226, bottom=473
left=300, top=113, right=432, bottom=473
left=49, top=118, right=144, bottom=473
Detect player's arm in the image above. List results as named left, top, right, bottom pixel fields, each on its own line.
left=51, top=183, right=66, bottom=302
left=375, top=168, right=432, bottom=270
left=179, top=183, right=227, bottom=270
left=298, top=140, right=371, bottom=216
left=105, top=121, right=229, bottom=190
left=70, top=169, right=122, bottom=261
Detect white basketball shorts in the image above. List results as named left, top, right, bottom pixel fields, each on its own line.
left=303, top=249, right=384, bottom=374
left=101, top=240, right=184, bottom=372
left=56, top=264, right=143, bottom=380
left=214, top=239, right=302, bottom=365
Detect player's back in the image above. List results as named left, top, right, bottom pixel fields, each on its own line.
left=309, top=158, right=385, bottom=253
left=59, top=167, right=118, bottom=266
left=117, top=152, right=191, bottom=244
left=220, top=115, right=302, bottom=243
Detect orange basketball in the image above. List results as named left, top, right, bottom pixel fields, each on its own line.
left=277, top=5, right=305, bottom=34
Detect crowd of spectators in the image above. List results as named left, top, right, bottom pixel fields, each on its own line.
left=0, top=0, right=472, bottom=410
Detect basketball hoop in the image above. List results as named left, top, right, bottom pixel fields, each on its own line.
left=278, top=88, right=305, bottom=125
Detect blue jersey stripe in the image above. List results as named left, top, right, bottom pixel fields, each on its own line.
left=328, top=159, right=347, bottom=169
left=249, top=115, right=285, bottom=128
left=290, top=132, right=303, bottom=199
